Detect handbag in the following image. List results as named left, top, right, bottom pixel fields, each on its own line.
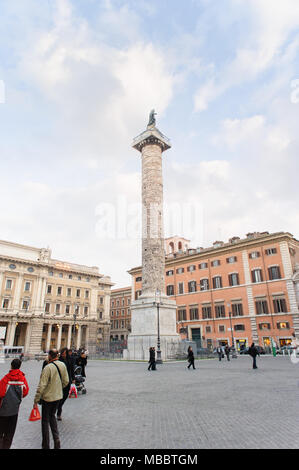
left=29, top=405, right=41, bottom=422
left=68, top=383, right=78, bottom=398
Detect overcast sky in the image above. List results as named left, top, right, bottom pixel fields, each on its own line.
left=0, top=0, right=298, bottom=288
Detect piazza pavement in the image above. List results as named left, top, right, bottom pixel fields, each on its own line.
left=1, top=355, right=299, bottom=450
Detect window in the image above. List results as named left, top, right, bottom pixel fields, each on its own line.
left=255, top=300, right=269, bottom=315
left=121, top=320, right=125, bottom=329
left=55, top=304, right=60, bottom=314
left=121, top=309, right=125, bottom=316
left=78, top=276, right=81, bottom=281
left=178, top=282, right=184, bottom=295
left=22, top=300, right=29, bottom=310
left=206, top=326, right=211, bottom=333
left=127, top=298, right=130, bottom=305
left=234, top=324, right=245, bottom=331
left=136, top=277, right=142, bottom=282
left=199, top=263, right=208, bottom=269
left=86, top=277, right=90, bottom=282
left=49, top=271, right=54, bottom=276
left=166, top=270, right=174, bottom=276
left=178, top=309, right=187, bottom=321
left=268, top=266, right=281, bottom=280
left=111, top=311, right=114, bottom=317
left=65, top=305, right=70, bottom=315
left=100, top=297, right=104, bottom=305
left=116, top=310, right=120, bottom=317
left=200, top=279, right=209, bottom=291
left=67, top=288, right=72, bottom=296
left=190, top=308, right=199, bottom=320
left=24, top=281, right=31, bottom=292
left=45, top=303, right=50, bottom=313
left=249, top=251, right=260, bottom=259
left=85, top=290, right=89, bottom=298
left=47, top=285, right=52, bottom=294
left=252, top=269, right=263, bottom=283
left=135, top=290, right=142, bottom=300
left=117, top=300, right=120, bottom=307
left=277, top=322, right=289, bottom=329
left=202, top=306, right=212, bottom=319
left=219, top=325, right=225, bottom=333
left=111, top=300, right=114, bottom=307
left=122, top=299, right=125, bottom=306
left=176, top=267, right=184, bottom=274
left=187, top=265, right=196, bottom=272
left=166, top=285, right=174, bottom=296
left=228, top=273, right=239, bottom=286
left=68, top=274, right=73, bottom=279
left=215, top=305, right=225, bottom=318
left=211, top=260, right=220, bottom=267
left=213, top=276, right=222, bottom=289
left=6, top=279, right=12, bottom=290
left=232, top=303, right=243, bottom=317
left=76, top=289, right=81, bottom=298
left=226, top=256, right=237, bottom=263
left=59, top=273, right=63, bottom=278
left=273, top=298, right=287, bottom=313
left=84, top=306, right=89, bottom=316
left=2, top=299, right=9, bottom=309
left=265, top=248, right=277, bottom=255
left=258, top=323, right=270, bottom=330
left=98, top=311, right=103, bottom=320
left=188, top=281, right=197, bottom=293
left=57, top=286, right=62, bottom=295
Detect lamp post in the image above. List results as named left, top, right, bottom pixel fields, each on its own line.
left=154, top=289, right=163, bottom=364
left=72, top=306, right=78, bottom=350
left=227, top=303, right=237, bottom=358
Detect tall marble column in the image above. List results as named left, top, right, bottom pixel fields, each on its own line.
left=124, top=113, right=179, bottom=360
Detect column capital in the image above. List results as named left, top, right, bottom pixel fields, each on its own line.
left=132, top=127, right=171, bottom=153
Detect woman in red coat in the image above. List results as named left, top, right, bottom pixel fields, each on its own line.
left=0, top=358, right=29, bottom=449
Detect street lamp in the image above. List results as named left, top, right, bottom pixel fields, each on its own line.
left=227, top=303, right=237, bottom=359
left=72, top=307, right=78, bottom=350
left=154, top=289, right=163, bottom=364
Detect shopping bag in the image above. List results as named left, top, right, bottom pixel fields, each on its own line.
left=68, top=383, right=78, bottom=398
left=29, top=405, right=41, bottom=422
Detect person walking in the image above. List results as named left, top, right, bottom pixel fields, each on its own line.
left=224, top=345, right=230, bottom=361
left=148, top=347, right=156, bottom=371
left=76, top=351, right=87, bottom=378
left=248, top=343, right=259, bottom=369
left=34, top=349, right=69, bottom=449
left=216, top=346, right=223, bottom=361
left=56, top=347, right=75, bottom=421
left=0, top=358, right=29, bottom=449
left=187, top=346, right=196, bottom=369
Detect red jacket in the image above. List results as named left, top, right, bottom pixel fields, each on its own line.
left=0, top=369, right=29, bottom=416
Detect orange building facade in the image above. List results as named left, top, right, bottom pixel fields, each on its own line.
left=128, top=231, right=299, bottom=351
left=110, top=287, right=131, bottom=342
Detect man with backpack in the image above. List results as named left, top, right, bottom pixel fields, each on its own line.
left=0, top=358, right=29, bottom=449
left=33, top=349, right=69, bottom=449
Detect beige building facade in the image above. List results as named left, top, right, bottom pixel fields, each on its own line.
left=0, top=240, right=112, bottom=355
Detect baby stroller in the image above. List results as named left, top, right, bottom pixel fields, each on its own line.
left=74, top=365, right=87, bottom=395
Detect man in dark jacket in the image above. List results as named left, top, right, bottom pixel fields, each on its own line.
left=0, top=358, right=29, bottom=449
left=76, top=351, right=87, bottom=378
left=148, top=347, right=156, bottom=371
left=57, top=347, right=75, bottom=421
left=187, top=346, right=196, bottom=369
left=248, top=343, right=259, bottom=369
left=224, top=345, right=230, bottom=361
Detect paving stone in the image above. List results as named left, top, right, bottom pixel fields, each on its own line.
left=0, top=356, right=298, bottom=449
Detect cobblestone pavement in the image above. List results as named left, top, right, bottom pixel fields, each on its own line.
left=1, top=355, right=299, bottom=449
